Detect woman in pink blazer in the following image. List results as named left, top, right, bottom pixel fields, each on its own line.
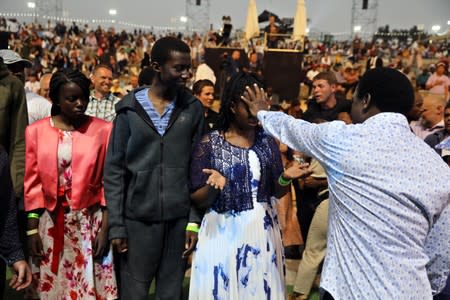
left=24, top=69, right=117, bottom=299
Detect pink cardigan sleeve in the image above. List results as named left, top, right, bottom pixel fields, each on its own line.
left=24, top=126, right=45, bottom=211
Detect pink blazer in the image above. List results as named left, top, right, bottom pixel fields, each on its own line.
left=24, top=117, right=112, bottom=212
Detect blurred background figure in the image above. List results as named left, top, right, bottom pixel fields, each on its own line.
left=193, top=79, right=219, bottom=133
left=426, top=61, right=449, bottom=101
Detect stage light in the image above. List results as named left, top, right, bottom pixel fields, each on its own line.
left=431, top=25, right=440, bottom=32
left=353, top=25, right=362, bottom=32
left=109, top=9, right=117, bottom=16
left=27, top=2, right=36, bottom=9
left=180, top=16, right=188, bottom=23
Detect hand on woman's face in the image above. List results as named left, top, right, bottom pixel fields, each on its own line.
left=240, top=84, right=270, bottom=117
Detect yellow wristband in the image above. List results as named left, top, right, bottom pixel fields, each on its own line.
left=186, top=222, right=200, bottom=233
left=26, top=229, right=39, bottom=236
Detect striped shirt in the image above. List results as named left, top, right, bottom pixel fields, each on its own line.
left=135, top=88, right=175, bottom=136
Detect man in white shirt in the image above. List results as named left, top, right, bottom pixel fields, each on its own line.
left=411, top=94, right=446, bottom=140
left=25, top=91, right=51, bottom=124
left=39, top=73, right=52, bottom=100
left=25, top=73, right=52, bottom=124
left=243, top=68, right=450, bottom=300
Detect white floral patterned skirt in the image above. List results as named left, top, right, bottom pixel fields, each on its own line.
left=25, top=207, right=118, bottom=300
left=189, top=199, right=286, bottom=300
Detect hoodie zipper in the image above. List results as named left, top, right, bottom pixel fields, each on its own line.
left=159, top=136, right=164, bottom=219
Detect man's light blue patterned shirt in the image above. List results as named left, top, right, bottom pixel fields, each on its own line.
left=258, top=111, right=450, bottom=300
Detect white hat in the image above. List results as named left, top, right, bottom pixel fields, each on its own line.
left=0, top=50, right=32, bottom=67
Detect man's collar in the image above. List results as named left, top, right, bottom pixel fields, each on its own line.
left=90, top=90, right=112, bottom=101
left=428, top=119, right=445, bottom=131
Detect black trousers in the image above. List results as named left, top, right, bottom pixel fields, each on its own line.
left=119, top=217, right=188, bottom=300
left=293, top=182, right=318, bottom=244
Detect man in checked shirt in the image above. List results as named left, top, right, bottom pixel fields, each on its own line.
left=86, top=64, right=121, bottom=122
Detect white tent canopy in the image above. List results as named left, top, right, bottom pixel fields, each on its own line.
left=244, top=0, right=260, bottom=40
left=292, top=0, right=307, bottom=41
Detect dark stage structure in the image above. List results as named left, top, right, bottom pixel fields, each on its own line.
left=204, top=47, right=304, bottom=101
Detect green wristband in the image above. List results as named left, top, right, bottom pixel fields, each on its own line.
left=186, top=223, right=200, bottom=233
left=27, top=212, right=40, bottom=219
left=278, top=174, right=292, bottom=186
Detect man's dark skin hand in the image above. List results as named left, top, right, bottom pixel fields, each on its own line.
left=303, top=176, right=328, bottom=189
left=111, top=238, right=128, bottom=253
left=183, top=231, right=198, bottom=258
left=241, top=84, right=271, bottom=117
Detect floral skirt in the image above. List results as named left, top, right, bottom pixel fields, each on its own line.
left=25, top=207, right=117, bottom=300
left=189, top=198, right=285, bottom=300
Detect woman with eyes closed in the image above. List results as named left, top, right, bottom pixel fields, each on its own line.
left=188, top=72, right=311, bottom=300
left=24, top=69, right=117, bottom=299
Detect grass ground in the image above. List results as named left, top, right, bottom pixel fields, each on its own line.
left=4, top=269, right=320, bottom=299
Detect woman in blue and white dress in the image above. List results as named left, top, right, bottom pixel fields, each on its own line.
left=189, top=73, right=311, bottom=300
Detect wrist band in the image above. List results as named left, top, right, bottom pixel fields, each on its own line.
left=278, top=174, right=292, bottom=186
left=186, top=223, right=200, bottom=233
left=26, top=229, right=39, bottom=236
left=27, top=212, right=40, bottom=219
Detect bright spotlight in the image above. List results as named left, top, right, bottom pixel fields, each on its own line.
left=27, top=2, right=36, bottom=8
left=431, top=25, right=441, bottom=32
left=180, top=16, right=188, bottom=23
left=109, top=9, right=117, bottom=16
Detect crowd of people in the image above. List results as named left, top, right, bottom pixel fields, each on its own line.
left=0, top=17, right=449, bottom=300
left=0, top=17, right=449, bottom=95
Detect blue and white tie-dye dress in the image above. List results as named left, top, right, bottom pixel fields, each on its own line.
left=188, top=130, right=285, bottom=300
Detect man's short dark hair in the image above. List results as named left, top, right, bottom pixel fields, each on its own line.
left=151, top=37, right=190, bottom=65
left=92, top=64, right=113, bottom=75
left=313, top=71, right=337, bottom=85
left=357, top=67, right=414, bottom=116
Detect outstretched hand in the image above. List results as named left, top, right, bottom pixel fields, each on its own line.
left=203, top=169, right=226, bottom=190
left=241, top=84, right=270, bottom=117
